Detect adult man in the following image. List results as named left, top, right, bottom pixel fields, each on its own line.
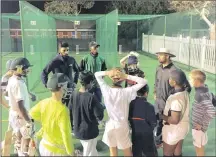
left=154, top=48, right=191, bottom=147
left=79, top=41, right=107, bottom=104
left=41, top=42, right=79, bottom=104
left=7, top=57, right=34, bottom=155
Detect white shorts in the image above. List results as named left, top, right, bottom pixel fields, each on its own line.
left=192, top=129, right=208, bottom=148
left=102, top=120, right=132, bottom=150
left=80, top=138, right=98, bottom=156
left=9, top=110, right=26, bottom=134
left=162, top=122, right=189, bottom=145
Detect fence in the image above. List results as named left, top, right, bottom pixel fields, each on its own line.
left=142, top=34, right=216, bottom=74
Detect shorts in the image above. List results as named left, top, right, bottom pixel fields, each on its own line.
left=9, top=110, right=26, bottom=134
left=192, top=129, right=208, bottom=148
left=162, top=122, right=189, bottom=145
left=102, top=120, right=132, bottom=150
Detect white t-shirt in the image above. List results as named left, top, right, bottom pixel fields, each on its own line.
left=163, top=90, right=190, bottom=124
left=7, top=75, right=30, bottom=111
left=95, top=71, right=147, bottom=123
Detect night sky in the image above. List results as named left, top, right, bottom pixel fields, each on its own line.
left=1, top=1, right=109, bottom=14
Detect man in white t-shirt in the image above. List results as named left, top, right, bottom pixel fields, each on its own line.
left=7, top=57, right=35, bottom=155
left=95, top=68, right=147, bottom=156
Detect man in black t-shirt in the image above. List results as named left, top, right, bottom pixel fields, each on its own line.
left=68, top=70, right=104, bottom=156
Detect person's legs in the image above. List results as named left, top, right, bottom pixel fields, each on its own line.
left=132, top=133, right=143, bottom=156
left=163, top=142, right=177, bottom=156
left=173, top=140, right=183, bottom=156
left=143, top=134, right=158, bottom=157
left=80, top=138, right=98, bottom=156
left=195, top=146, right=205, bottom=156
left=155, top=119, right=163, bottom=147
left=110, top=147, right=118, bottom=156
left=122, top=147, right=133, bottom=157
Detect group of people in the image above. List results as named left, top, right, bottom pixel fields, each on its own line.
left=1, top=41, right=216, bottom=157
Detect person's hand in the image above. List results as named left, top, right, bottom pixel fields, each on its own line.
left=29, top=93, right=37, bottom=102
left=130, top=51, right=139, bottom=57
left=194, top=124, right=202, bottom=130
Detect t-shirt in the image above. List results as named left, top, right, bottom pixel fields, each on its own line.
left=163, top=91, right=190, bottom=125
left=7, top=75, right=30, bottom=111
left=29, top=97, right=74, bottom=155
left=95, top=71, right=147, bottom=123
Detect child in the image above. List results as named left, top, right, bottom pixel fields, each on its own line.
left=189, top=69, right=216, bottom=156
left=161, top=69, right=190, bottom=156
left=69, top=70, right=104, bottom=156
left=95, top=68, right=147, bottom=156
left=29, top=73, right=74, bottom=156
left=128, top=84, right=158, bottom=157
left=120, top=51, right=145, bottom=87
left=6, top=57, right=34, bottom=155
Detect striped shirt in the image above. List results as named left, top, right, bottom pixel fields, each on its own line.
left=192, top=85, right=216, bottom=132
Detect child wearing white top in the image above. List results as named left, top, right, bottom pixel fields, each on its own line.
left=95, top=68, right=147, bottom=156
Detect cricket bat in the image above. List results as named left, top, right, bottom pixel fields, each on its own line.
left=2, top=130, right=13, bottom=156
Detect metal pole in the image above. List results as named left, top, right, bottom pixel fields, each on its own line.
left=188, top=14, right=193, bottom=71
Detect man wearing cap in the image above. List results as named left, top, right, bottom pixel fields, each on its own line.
left=79, top=41, right=107, bottom=104
left=41, top=42, right=79, bottom=104
left=154, top=48, right=191, bottom=147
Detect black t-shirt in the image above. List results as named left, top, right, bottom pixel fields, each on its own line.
left=124, top=64, right=145, bottom=87
left=69, top=91, right=104, bottom=140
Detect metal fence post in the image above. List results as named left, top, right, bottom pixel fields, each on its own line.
left=76, top=45, right=79, bottom=54
left=119, top=45, right=122, bottom=54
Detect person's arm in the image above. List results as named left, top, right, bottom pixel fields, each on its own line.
left=147, top=106, right=157, bottom=130
left=0, top=91, right=10, bottom=109
left=79, top=58, right=86, bottom=72
left=29, top=101, right=42, bottom=122
left=92, top=96, right=104, bottom=121
left=72, top=60, right=80, bottom=84
left=94, top=71, right=110, bottom=91
left=41, top=60, right=54, bottom=87
left=127, top=75, right=147, bottom=92
left=58, top=108, right=74, bottom=156
left=101, top=60, right=107, bottom=71
left=120, top=54, right=130, bottom=67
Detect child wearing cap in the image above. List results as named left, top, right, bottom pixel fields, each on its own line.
left=95, top=68, right=147, bottom=156
left=120, top=51, right=145, bottom=87
left=29, top=73, right=74, bottom=156
left=189, top=69, right=216, bottom=156
left=128, top=84, right=158, bottom=156
left=160, top=69, right=190, bottom=157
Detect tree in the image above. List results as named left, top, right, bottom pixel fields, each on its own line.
left=169, top=1, right=216, bottom=40
left=106, top=0, right=172, bottom=51
left=44, top=0, right=94, bottom=38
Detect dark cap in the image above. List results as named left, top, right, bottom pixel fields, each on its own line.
left=128, top=56, right=138, bottom=65
left=89, top=41, right=100, bottom=49
left=170, top=69, right=187, bottom=85
left=10, top=57, right=32, bottom=70
left=47, top=73, right=70, bottom=91
left=60, top=42, right=69, bottom=48
left=79, top=70, right=94, bottom=85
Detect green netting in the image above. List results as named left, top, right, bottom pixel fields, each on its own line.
left=19, top=1, right=57, bottom=91
left=1, top=17, right=12, bottom=53
left=96, top=10, right=118, bottom=67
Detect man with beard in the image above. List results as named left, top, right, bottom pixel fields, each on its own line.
left=154, top=48, right=191, bottom=148
left=41, top=42, right=79, bottom=105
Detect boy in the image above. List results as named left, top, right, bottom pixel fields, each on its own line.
left=189, top=69, right=216, bottom=156
left=6, top=57, right=34, bottom=155
left=129, top=84, right=158, bottom=156
left=29, top=73, right=74, bottom=156
left=69, top=70, right=104, bottom=156
left=95, top=68, right=147, bottom=156
left=120, top=51, right=145, bottom=87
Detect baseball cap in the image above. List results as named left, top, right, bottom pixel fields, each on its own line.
left=47, top=73, right=70, bottom=91
left=128, top=56, right=138, bottom=65
left=89, top=41, right=100, bottom=49
left=170, top=69, right=187, bottom=85
left=60, top=42, right=69, bottom=48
